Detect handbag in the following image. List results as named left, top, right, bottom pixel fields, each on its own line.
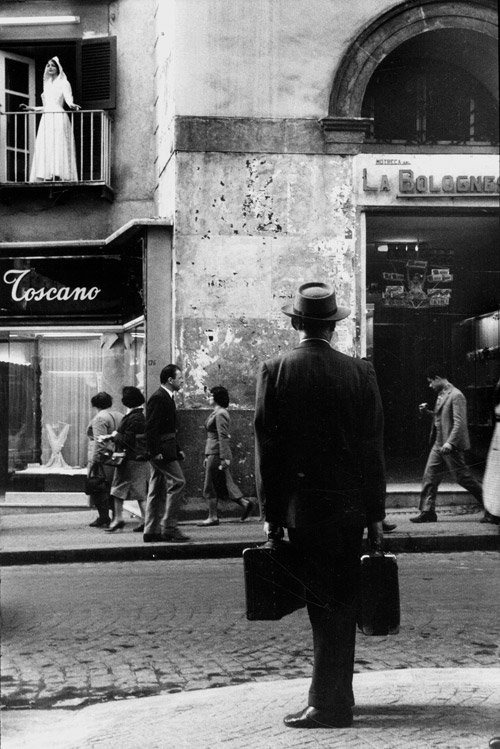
left=243, top=538, right=306, bottom=620
left=84, top=463, right=109, bottom=495
left=357, top=552, right=400, bottom=636
left=101, top=449, right=126, bottom=466
left=101, top=414, right=120, bottom=465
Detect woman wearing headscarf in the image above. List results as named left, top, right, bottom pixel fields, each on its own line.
left=199, top=385, right=254, bottom=526
left=100, top=387, right=150, bottom=533
left=20, top=57, right=79, bottom=182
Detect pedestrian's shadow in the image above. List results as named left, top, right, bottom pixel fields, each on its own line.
left=354, top=703, right=493, bottom=729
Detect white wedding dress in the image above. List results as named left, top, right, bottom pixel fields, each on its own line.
left=45, top=422, right=72, bottom=469
left=29, top=76, right=78, bottom=182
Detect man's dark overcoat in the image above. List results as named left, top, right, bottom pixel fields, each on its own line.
left=255, top=338, right=386, bottom=528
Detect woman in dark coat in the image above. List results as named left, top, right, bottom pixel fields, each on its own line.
left=199, top=386, right=253, bottom=526
left=100, top=386, right=149, bottom=533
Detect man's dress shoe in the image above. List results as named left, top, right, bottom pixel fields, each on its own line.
left=284, top=706, right=353, bottom=729
left=89, top=518, right=110, bottom=528
left=143, top=533, right=165, bottom=542
left=382, top=521, right=397, bottom=532
left=410, top=511, right=437, bottom=523
left=162, top=528, right=190, bottom=542
left=480, top=512, right=500, bottom=525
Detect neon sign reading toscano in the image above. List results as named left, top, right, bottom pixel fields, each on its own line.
left=3, top=269, right=102, bottom=302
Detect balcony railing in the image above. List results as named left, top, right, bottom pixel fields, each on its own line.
left=0, top=109, right=112, bottom=187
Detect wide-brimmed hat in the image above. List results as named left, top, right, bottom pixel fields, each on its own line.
left=282, top=282, right=350, bottom=322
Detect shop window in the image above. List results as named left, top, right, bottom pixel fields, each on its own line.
left=362, top=56, right=498, bottom=146
left=0, top=38, right=115, bottom=186
left=2, top=326, right=145, bottom=475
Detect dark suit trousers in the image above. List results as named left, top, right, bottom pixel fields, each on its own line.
left=144, top=458, right=186, bottom=534
left=288, top=522, right=363, bottom=712
left=419, top=444, right=483, bottom=512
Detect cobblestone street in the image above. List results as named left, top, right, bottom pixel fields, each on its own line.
left=1, top=551, right=499, bottom=710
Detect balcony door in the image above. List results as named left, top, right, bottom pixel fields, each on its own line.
left=0, top=51, right=35, bottom=182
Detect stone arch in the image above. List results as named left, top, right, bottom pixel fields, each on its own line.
left=329, top=0, right=498, bottom=118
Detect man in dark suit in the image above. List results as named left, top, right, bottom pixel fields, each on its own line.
left=144, top=364, right=189, bottom=542
left=255, top=281, right=386, bottom=729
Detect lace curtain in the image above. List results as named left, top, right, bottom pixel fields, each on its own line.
left=40, top=338, right=101, bottom=467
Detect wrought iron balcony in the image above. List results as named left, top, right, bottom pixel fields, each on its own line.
left=0, top=109, right=112, bottom=194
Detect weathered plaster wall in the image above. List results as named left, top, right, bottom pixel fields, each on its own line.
left=174, top=151, right=358, bottom=410
left=153, top=0, right=176, bottom=220
left=174, top=0, right=401, bottom=118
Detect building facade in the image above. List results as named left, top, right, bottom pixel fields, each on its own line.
left=1, top=0, right=498, bottom=496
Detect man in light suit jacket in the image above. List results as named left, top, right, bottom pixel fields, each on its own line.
left=255, top=281, right=386, bottom=729
left=412, top=364, right=484, bottom=523
left=144, top=364, right=189, bottom=542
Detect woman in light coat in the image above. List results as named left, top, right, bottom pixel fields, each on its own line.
left=86, top=392, right=122, bottom=527
left=199, top=386, right=253, bottom=526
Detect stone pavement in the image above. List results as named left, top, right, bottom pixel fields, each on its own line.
left=2, top=668, right=499, bottom=748
left=2, top=552, right=499, bottom=709
left=1, top=492, right=499, bottom=564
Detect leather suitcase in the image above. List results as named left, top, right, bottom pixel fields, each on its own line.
left=243, top=541, right=306, bottom=621
left=357, top=552, right=400, bottom=636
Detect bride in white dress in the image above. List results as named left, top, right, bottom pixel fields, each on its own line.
left=20, top=57, right=80, bottom=182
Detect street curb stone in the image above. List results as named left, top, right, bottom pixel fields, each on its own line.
left=1, top=532, right=498, bottom=566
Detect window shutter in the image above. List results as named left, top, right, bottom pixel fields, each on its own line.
left=80, top=36, right=116, bottom=109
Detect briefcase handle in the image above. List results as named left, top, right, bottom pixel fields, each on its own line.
left=265, top=526, right=284, bottom=549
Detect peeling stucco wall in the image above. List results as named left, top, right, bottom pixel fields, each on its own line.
left=174, top=151, right=358, bottom=410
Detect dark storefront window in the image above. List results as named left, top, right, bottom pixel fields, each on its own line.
left=366, top=213, right=500, bottom=483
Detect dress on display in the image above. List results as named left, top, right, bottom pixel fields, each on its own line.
left=45, top=422, right=71, bottom=469
left=29, top=58, right=78, bottom=182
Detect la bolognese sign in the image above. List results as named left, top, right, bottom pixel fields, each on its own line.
left=0, top=257, right=126, bottom=322
left=355, top=154, right=500, bottom=205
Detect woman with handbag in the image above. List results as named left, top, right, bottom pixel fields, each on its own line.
left=86, top=392, right=123, bottom=528
left=100, top=386, right=149, bottom=533
left=198, top=386, right=253, bottom=526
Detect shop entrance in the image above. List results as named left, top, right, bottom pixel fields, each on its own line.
left=365, top=212, right=499, bottom=483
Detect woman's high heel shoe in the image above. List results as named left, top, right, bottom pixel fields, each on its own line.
left=240, top=499, right=254, bottom=521
left=105, top=520, right=125, bottom=533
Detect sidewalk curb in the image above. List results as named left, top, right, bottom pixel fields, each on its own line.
left=1, top=533, right=498, bottom=566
